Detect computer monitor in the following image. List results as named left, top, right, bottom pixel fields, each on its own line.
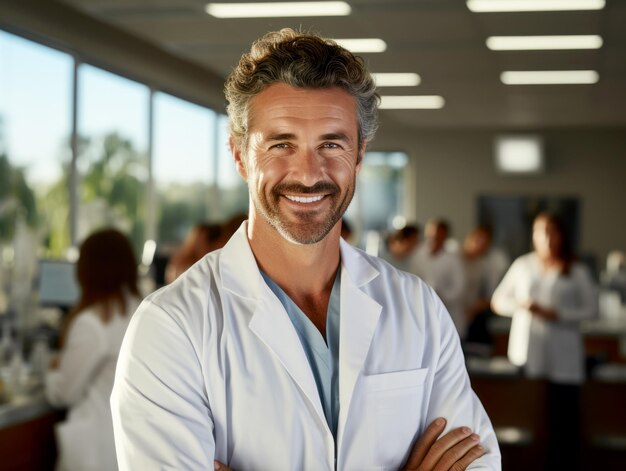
left=37, top=260, right=80, bottom=309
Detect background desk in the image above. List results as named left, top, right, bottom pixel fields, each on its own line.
left=468, top=357, right=548, bottom=471
left=489, top=316, right=626, bottom=364
left=0, top=393, right=64, bottom=471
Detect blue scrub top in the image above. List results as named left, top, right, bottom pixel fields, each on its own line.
left=261, top=268, right=341, bottom=438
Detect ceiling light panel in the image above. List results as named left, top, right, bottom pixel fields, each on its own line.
left=333, top=38, right=387, bottom=53
left=205, top=2, right=351, bottom=18
left=379, top=96, right=445, bottom=109
left=501, top=70, right=599, bottom=85
left=467, top=0, right=605, bottom=12
left=371, top=73, right=421, bottom=87
left=487, top=35, right=603, bottom=50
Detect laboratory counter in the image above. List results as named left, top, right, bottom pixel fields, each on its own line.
left=0, top=390, right=64, bottom=470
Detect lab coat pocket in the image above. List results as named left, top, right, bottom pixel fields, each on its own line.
left=363, top=368, right=429, bottom=469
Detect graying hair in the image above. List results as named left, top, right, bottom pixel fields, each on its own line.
left=225, top=28, right=379, bottom=150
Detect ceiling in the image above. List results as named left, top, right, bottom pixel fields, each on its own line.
left=58, top=0, right=626, bottom=130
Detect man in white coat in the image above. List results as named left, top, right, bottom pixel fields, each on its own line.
left=412, top=219, right=466, bottom=339
left=111, top=29, right=500, bottom=470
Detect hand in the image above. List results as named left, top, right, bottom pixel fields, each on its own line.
left=212, top=418, right=485, bottom=471
left=402, top=418, right=485, bottom=471
left=214, top=460, right=234, bottom=470
left=525, top=302, right=557, bottom=321
left=48, top=355, right=60, bottom=370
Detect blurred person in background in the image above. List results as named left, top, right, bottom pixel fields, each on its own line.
left=491, top=212, right=597, bottom=470
left=462, top=225, right=509, bottom=352
left=380, top=224, right=420, bottom=272
left=412, top=218, right=466, bottom=339
left=601, top=250, right=626, bottom=304
left=45, top=228, right=142, bottom=471
left=165, top=222, right=224, bottom=283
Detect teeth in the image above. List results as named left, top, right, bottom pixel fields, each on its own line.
left=285, top=195, right=324, bottom=203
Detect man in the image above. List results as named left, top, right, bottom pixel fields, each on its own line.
left=412, top=219, right=466, bottom=339
left=111, top=29, right=500, bottom=470
left=381, top=224, right=421, bottom=272
left=462, top=225, right=510, bottom=348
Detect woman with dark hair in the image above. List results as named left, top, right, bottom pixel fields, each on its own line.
left=491, top=212, right=597, bottom=470
left=45, top=228, right=141, bottom=471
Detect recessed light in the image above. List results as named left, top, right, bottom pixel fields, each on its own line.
left=487, top=35, right=603, bottom=50
left=379, top=96, right=445, bottom=109
left=500, top=70, right=599, bottom=84
left=467, top=0, right=605, bottom=12
left=333, top=38, right=387, bottom=53
left=205, top=1, right=351, bottom=18
left=371, top=73, right=421, bottom=87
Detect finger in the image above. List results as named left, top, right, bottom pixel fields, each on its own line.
left=449, top=444, right=486, bottom=471
left=403, top=417, right=447, bottom=469
left=433, top=434, right=481, bottom=471
left=214, top=460, right=233, bottom=471
left=418, top=426, right=473, bottom=470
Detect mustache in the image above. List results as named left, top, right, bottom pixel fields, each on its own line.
left=273, top=181, right=339, bottom=195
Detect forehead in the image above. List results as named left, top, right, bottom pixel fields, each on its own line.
left=534, top=218, right=561, bottom=237
left=247, top=83, right=358, bottom=134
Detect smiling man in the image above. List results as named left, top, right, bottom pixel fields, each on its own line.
left=111, top=29, right=500, bottom=470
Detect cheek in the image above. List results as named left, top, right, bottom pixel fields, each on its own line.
left=328, top=156, right=359, bottom=183
left=250, top=160, right=287, bottom=194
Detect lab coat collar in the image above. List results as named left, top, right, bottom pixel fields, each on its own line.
left=219, top=221, right=263, bottom=300
left=219, top=222, right=331, bottom=434
left=219, top=223, right=384, bottom=451
left=219, top=222, right=381, bottom=299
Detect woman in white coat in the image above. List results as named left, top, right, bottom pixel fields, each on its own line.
left=45, top=229, right=141, bottom=471
left=491, top=212, right=596, bottom=470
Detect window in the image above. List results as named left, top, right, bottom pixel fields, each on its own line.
left=153, top=92, right=217, bottom=247
left=0, top=31, right=73, bottom=258
left=346, top=151, right=408, bottom=245
left=215, top=114, right=248, bottom=220
left=77, top=64, right=149, bottom=255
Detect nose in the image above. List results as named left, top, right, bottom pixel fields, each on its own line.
left=290, top=147, right=326, bottom=187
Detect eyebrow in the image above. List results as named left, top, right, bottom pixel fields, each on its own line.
left=265, top=132, right=352, bottom=142
left=266, top=133, right=296, bottom=142
left=320, top=132, right=351, bottom=142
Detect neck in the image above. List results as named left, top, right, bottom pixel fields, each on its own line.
left=538, top=252, right=563, bottom=269
left=246, top=212, right=341, bottom=330
left=429, top=241, right=444, bottom=255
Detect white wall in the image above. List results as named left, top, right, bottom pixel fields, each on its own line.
left=373, top=127, right=626, bottom=265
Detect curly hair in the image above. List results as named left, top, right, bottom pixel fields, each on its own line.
left=225, top=28, right=379, bottom=150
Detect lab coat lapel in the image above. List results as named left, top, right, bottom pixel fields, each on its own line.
left=220, top=224, right=328, bottom=429
left=248, top=293, right=328, bottom=428
left=337, top=240, right=382, bottom=450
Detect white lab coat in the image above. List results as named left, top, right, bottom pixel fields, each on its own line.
left=111, top=224, right=499, bottom=470
left=491, top=253, right=597, bottom=384
left=46, top=296, right=139, bottom=471
left=411, top=244, right=467, bottom=338
left=463, top=248, right=510, bottom=312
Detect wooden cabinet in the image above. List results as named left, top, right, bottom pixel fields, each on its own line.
left=0, top=405, right=65, bottom=471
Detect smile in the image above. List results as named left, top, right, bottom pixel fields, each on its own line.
left=285, top=195, right=325, bottom=203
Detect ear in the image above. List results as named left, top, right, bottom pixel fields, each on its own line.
left=230, top=135, right=248, bottom=180
left=355, top=140, right=367, bottom=175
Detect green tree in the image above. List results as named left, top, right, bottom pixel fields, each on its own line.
left=0, top=144, right=40, bottom=242
left=78, top=132, right=147, bottom=255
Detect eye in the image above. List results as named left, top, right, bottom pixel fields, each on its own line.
left=270, top=143, right=290, bottom=150
left=321, top=142, right=341, bottom=149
